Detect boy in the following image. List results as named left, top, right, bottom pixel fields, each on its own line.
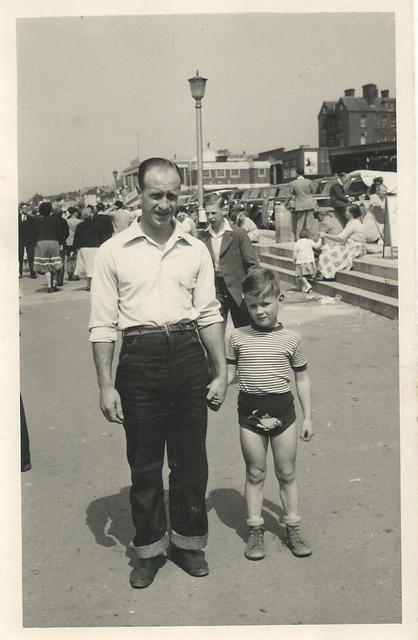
left=226, top=267, right=314, bottom=560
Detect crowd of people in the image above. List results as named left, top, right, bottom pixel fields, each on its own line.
left=18, top=199, right=139, bottom=292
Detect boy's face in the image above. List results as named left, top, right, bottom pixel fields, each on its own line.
left=244, top=292, right=280, bottom=329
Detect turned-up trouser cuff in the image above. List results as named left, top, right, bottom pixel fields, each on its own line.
left=115, top=329, right=210, bottom=558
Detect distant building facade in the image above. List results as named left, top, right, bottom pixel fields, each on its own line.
left=318, top=83, right=396, bottom=148
left=120, top=145, right=270, bottom=203
left=257, top=146, right=331, bottom=183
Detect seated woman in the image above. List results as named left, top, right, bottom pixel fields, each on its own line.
left=359, top=182, right=386, bottom=244
left=316, top=204, right=366, bottom=280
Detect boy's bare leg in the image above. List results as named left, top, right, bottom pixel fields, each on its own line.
left=239, top=428, right=268, bottom=522
left=271, top=423, right=299, bottom=522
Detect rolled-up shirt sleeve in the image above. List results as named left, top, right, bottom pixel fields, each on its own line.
left=193, top=244, right=223, bottom=328
left=89, top=245, right=119, bottom=342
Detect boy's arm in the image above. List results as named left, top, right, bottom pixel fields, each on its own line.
left=227, top=363, right=237, bottom=386
left=294, top=368, right=314, bottom=442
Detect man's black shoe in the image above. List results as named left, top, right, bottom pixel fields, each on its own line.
left=129, top=555, right=166, bottom=589
left=30, top=272, right=37, bottom=279
left=170, top=547, right=209, bottom=577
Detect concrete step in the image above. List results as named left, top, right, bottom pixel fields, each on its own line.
left=351, top=257, right=398, bottom=281
left=261, top=253, right=398, bottom=299
left=262, top=244, right=398, bottom=282
left=259, top=260, right=398, bottom=320
left=335, top=270, right=398, bottom=298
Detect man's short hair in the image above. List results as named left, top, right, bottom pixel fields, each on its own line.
left=338, top=172, right=348, bottom=179
left=96, top=202, right=105, bottom=212
left=242, top=267, right=281, bottom=298
left=137, top=158, right=182, bottom=190
left=205, top=192, right=229, bottom=209
left=114, top=200, right=124, bottom=209
left=296, top=168, right=304, bottom=176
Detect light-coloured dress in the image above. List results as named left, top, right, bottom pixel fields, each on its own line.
left=318, top=218, right=366, bottom=279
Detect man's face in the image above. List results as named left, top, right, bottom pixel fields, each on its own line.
left=140, top=166, right=181, bottom=232
left=206, top=205, right=225, bottom=229
left=340, top=174, right=349, bottom=187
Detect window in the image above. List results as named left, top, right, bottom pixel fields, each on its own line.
left=360, top=115, right=367, bottom=128
left=229, top=168, right=240, bottom=178
left=203, top=169, right=211, bottom=178
left=258, top=168, right=266, bottom=177
left=360, top=133, right=367, bottom=145
left=216, top=168, right=225, bottom=178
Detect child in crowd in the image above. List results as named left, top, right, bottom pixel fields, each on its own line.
left=226, top=267, right=314, bottom=561
left=293, top=229, right=322, bottom=293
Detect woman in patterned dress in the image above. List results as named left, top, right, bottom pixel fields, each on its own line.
left=316, top=205, right=366, bottom=280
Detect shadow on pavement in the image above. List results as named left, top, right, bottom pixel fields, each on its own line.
left=207, top=488, right=286, bottom=542
left=85, top=486, right=137, bottom=567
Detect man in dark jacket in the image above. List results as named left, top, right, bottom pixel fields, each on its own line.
left=18, top=204, right=37, bottom=278
left=200, top=193, right=259, bottom=328
left=329, top=173, right=352, bottom=226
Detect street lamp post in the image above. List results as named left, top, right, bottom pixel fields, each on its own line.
left=188, top=71, right=207, bottom=223
left=112, top=170, right=118, bottom=197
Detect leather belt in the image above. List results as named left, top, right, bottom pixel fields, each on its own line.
left=122, top=320, right=197, bottom=337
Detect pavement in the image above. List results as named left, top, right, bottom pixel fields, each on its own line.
left=19, top=272, right=400, bottom=627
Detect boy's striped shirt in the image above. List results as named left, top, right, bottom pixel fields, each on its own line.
left=226, top=323, right=307, bottom=395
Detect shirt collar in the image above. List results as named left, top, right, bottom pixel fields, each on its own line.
left=206, top=217, right=233, bottom=237
left=122, top=218, right=194, bottom=246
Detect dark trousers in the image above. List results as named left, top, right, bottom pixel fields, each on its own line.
left=115, top=328, right=209, bottom=558
left=18, top=243, right=35, bottom=276
left=20, top=395, right=31, bottom=470
left=215, top=276, right=252, bottom=327
left=292, top=209, right=316, bottom=240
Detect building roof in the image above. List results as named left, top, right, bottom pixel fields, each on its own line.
left=323, top=101, right=337, bottom=110
left=340, top=96, right=395, bottom=112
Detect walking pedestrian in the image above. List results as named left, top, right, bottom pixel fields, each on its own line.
left=285, top=169, right=317, bottom=239
left=94, top=202, right=114, bottom=244
left=73, top=207, right=103, bottom=291
left=226, top=267, right=314, bottom=561
left=18, top=204, right=37, bottom=278
left=65, top=207, right=82, bottom=280
left=33, top=201, right=63, bottom=293
left=200, top=193, right=259, bottom=330
left=89, top=157, right=227, bottom=588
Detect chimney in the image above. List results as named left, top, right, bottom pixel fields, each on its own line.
left=381, top=89, right=389, bottom=99
left=362, top=83, right=378, bottom=104
left=344, top=88, right=355, bottom=97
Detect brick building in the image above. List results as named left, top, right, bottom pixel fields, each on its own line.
left=120, top=145, right=270, bottom=203
left=257, top=146, right=331, bottom=183
left=318, top=83, right=396, bottom=148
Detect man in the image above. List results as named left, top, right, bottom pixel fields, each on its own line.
left=200, top=192, right=259, bottom=329
left=329, top=172, right=352, bottom=227
left=94, top=202, right=114, bottom=244
left=285, top=168, right=317, bottom=240
left=89, top=158, right=227, bottom=588
left=18, top=204, right=37, bottom=278
left=107, top=199, right=136, bottom=234
left=175, top=209, right=197, bottom=237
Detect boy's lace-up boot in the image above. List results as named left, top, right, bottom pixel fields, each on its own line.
left=245, top=525, right=265, bottom=560
left=286, top=523, right=312, bottom=557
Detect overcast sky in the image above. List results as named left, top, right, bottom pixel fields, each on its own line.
left=17, top=12, right=396, bottom=200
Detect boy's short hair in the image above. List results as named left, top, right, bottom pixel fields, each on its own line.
left=242, top=267, right=281, bottom=298
left=299, top=229, right=309, bottom=238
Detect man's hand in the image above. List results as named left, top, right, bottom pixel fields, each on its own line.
left=300, top=418, right=314, bottom=442
left=206, top=375, right=227, bottom=411
left=99, top=386, right=124, bottom=424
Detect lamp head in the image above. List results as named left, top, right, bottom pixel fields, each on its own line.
left=188, top=70, right=207, bottom=101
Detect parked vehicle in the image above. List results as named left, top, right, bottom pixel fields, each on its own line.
left=240, top=186, right=280, bottom=228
